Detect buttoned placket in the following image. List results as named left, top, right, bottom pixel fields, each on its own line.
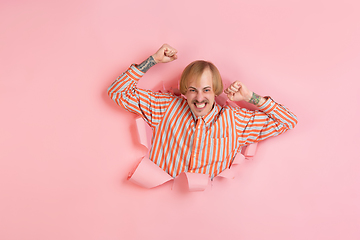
left=188, top=117, right=205, bottom=172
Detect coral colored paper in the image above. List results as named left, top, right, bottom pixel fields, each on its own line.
left=128, top=151, right=248, bottom=190
left=183, top=172, right=210, bottom=191
left=131, top=105, right=254, bottom=190
left=1, top=1, right=359, bottom=239
left=217, top=151, right=246, bottom=179
left=127, top=157, right=211, bottom=190
left=214, top=94, right=228, bottom=106
left=233, top=151, right=246, bottom=164
left=128, top=156, right=174, bottom=188
left=244, top=142, right=258, bottom=157
left=135, top=117, right=149, bottom=149
left=216, top=168, right=236, bottom=179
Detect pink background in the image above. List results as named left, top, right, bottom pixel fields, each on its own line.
left=1, top=0, right=360, bottom=239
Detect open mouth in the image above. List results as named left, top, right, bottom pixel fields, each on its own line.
left=194, top=102, right=207, bottom=109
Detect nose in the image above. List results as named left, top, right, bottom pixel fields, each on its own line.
left=195, top=92, right=204, bottom=102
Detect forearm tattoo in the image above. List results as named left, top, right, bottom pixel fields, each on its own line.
left=137, top=55, right=157, bottom=73
left=249, top=92, right=261, bottom=105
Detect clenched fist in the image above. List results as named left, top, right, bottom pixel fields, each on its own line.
left=224, top=81, right=265, bottom=106
left=224, top=81, right=253, bottom=102
left=152, top=44, right=178, bottom=63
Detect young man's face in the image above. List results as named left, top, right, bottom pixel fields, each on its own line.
left=184, top=68, right=216, bottom=118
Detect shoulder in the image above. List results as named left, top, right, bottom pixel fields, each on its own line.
left=219, top=103, right=255, bottom=121
left=148, top=91, right=186, bottom=104
left=219, top=103, right=242, bottom=113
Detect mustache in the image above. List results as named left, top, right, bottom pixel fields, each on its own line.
left=192, top=100, right=209, bottom=104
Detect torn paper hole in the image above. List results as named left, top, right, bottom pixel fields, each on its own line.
left=128, top=95, right=259, bottom=191
left=217, top=149, right=246, bottom=179
left=183, top=172, right=209, bottom=191
left=128, top=156, right=174, bottom=188
left=135, top=117, right=150, bottom=149
left=243, top=142, right=258, bottom=159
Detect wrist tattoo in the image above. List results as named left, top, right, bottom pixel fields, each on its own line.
left=249, top=92, right=261, bottom=105
left=137, top=55, right=157, bottom=73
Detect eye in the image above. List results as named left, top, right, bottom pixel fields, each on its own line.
left=189, top=89, right=195, bottom=92
left=204, top=89, right=210, bottom=92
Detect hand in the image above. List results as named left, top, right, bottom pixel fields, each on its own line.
left=224, top=81, right=253, bottom=102
left=152, top=44, right=178, bottom=63
left=224, top=81, right=266, bottom=106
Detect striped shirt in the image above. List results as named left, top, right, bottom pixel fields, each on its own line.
left=108, top=65, right=298, bottom=179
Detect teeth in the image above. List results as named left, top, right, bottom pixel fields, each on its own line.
left=196, top=103, right=205, bottom=108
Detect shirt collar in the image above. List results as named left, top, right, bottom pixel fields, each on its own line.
left=203, top=103, right=219, bottom=126
left=191, top=102, right=219, bottom=127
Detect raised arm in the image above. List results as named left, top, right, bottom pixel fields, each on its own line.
left=107, top=44, right=178, bottom=126
left=224, top=80, right=297, bottom=145
left=136, top=44, right=178, bottom=73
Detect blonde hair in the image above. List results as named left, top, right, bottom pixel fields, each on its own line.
left=179, top=60, right=223, bottom=95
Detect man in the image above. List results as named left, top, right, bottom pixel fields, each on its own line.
left=108, top=44, right=297, bottom=179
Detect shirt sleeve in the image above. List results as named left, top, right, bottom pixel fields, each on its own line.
left=234, top=97, right=298, bottom=145
left=107, top=64, right=172, bottom=127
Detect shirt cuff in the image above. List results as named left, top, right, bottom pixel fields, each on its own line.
left=127, top=64, right=145, bottom=81
left=257, top=96, right=277, bottom=113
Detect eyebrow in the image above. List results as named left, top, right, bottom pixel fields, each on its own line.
left=188, top=86, right=212, bottom=90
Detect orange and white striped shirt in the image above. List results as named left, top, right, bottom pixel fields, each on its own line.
left=108, top=65, right=297, bottom=178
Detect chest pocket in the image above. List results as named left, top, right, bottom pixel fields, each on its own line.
left=211, top=135, right=228, bottom=153
left=209, top=136, right=233, bottom=163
